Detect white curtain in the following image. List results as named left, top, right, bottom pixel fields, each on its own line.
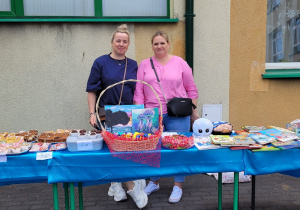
left=0, top=0, right=11, bottom=11
left=23, top=0, right=94, bottom=16
left=102, top=0, right=167, bottom=17
left=266, top=0, right=300, bottom=62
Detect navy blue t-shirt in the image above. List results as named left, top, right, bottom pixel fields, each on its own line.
left=86, top=54, right=138, bottom=107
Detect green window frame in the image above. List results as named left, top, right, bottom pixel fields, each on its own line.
left=0, top=0, right=178, bottom=22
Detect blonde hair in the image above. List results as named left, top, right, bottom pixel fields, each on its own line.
left=151, top=31, right=169, bottom=44
left=111, top=24, right=130, bottom=43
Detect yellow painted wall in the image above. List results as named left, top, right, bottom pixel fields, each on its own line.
left=230, top=0, right=300, bottom=129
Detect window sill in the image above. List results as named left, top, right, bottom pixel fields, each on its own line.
left=0, top=18, right=179, bottom=23
left=262, top=63, right=300, bottom=78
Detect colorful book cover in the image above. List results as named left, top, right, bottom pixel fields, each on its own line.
left=131, top=108, right=159, bottom=134
left=259, top=128, right=299, bottom=142
left=251, top=144, right=281, bottom=152
left=230, top=144, right=263, bottom=150
left=271, top=140, right=295, bottom=147
left=276, top=141, right=300, bottom=150
left=210, top=135, right=235, bottom=145
left=267, top=125, right=296, bottom=134
left=193, top=136, right=222, bottom=150
left=242, top=125, right=266, bottom=133
left=249, top=133, right=276, bottom=145
left=104, top=104, right=144, bottom=134
left=233, top=135, right=256, bottom=145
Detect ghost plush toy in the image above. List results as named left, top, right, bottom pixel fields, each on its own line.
left=192, top=118, right=213, bottom=137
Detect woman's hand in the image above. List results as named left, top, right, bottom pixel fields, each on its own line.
left=191, top=109, right=199, bottom=124
left=89, top=114, right=98, bottom=128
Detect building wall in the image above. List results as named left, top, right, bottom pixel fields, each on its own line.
left=230, top=0, right=300, bottom=129
left=194, top=0, right=231, bottom=121
left=0, top=23, right=136, bottom=132
left=0, top=0, right=232, bottom=132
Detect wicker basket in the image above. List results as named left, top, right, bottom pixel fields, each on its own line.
left=96, top=79, right=163, bottom=151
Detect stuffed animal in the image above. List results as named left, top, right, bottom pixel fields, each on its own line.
left=192, top=118, right=213, bottom=137
left=212, top=121, right=233, bottom=135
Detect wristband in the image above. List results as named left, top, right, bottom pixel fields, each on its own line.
left=89, top=113, right=95, bottom=117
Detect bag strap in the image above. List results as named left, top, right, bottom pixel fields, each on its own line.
left=150, top=57, right=168, bottom=103
left=118, top=57, right=127, bottom=105
left=150, top=57, right=197, bottom=109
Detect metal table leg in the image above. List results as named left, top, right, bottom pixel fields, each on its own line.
left=233, top=172, right=239, bottom=210
left=69, top=183, right=75, bottom=210
left=53, top=183, right=59, bottom=210
left=251, top=175, right=256, bottom=210
left=78, top=182, right=83, bottom=210
left=64, top=183, right=69, bottom=210
left=218, top=172, right=222, bottom=210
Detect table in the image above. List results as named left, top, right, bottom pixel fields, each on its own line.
left=0, top=142, right=248, bottom=210
left=0, top=152, right=48, bottom=186
left=243, top=148, right=300, bottom=209
left=47, top=143, right=244, bottom=209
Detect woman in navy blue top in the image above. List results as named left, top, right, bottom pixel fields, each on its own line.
left=86, top=25, right=137, bottom=128
left=86, top=24, right=148, bottom=209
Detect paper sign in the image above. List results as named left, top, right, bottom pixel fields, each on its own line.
left=77, top=141, right=93, bottom=151
left=0, top=155, right=7, bottom=162
left=36, top=152, right=53, bottom=160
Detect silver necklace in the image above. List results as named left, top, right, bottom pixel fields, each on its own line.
left=114, top=58, right=125, bottom=65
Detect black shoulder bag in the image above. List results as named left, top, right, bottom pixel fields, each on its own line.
left=150, top=57, right=196, bottom=117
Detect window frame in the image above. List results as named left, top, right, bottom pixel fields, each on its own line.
left=0, top=0, right=177, bottom=22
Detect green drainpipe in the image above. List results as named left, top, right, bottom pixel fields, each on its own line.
left=185, top=0, right=195, bottom=73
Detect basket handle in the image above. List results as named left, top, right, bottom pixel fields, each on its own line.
left=95, top=79, right=163, bottom=132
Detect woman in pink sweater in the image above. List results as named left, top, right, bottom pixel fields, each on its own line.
left=134, top=31, right=199, bottom=203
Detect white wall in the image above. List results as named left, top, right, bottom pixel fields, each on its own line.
left=0, top=23, right=135, bottom=132
left=194, top=0, right=230, bottom=121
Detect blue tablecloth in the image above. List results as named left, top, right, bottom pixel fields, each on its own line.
left=0, top=152, right=48, bottom=186
left=3, top=141, right=300, bottom=186
left=47, top=144, right=244, bottom=184
left=243, top=148, right=300, bottom=175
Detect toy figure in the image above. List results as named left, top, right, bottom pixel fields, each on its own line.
left=212, top=121, right=233, bottom=135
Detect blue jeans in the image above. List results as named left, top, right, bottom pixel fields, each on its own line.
left=151, top=114, right=190, bottom=183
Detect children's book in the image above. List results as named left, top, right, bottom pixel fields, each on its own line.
left=251, top=144, right=281, bottom=152
left=230, top=144, right=263, bottom=150
left=276, top=141, right=300, bottom=150
left=271, top=140, right=295, bottom=147
left=132, top=108, right=159, bottom=134
left=210, top=135, right=235, bottom=145
left=193, top=136, right=222, bottom=150
left=267, top=125, right=296, bottom=134
left=259, top=128, right=299, bottom=142
left=104, top=104, right=144, bottom=134
left=232, top=135, right=256, bottom=145
left=242, top=126, right=266, bottom=133
left=248, top=133, right=276, bottom=145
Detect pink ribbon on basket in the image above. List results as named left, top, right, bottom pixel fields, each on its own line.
left=106, top=140, right=161, bottom=168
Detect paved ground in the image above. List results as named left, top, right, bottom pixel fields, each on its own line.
left=1, top=173, right=300, bottom=210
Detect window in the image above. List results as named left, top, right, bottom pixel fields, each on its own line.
left=271, top=27, right=284, bottom=62
left=266, top=0, right=300, bottom=62
left=0, top=0, right=175, bottom=22
left=264, top=0, right=300, bottom=78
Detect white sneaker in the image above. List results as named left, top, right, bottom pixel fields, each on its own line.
left=144, top=181, right=160, bottom=195
left=108, top=182, right=127, bottom=202
left=127, top=180, right=148, bottom=209
left=168, top=186, right=182, bottom=203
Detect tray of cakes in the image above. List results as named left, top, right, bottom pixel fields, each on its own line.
left=38, top=129, right=71, bottom=143
left=0, top=133, right=32, bottom=155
